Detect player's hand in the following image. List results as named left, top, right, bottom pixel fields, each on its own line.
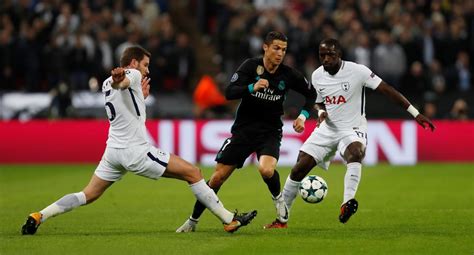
left=141, top=76, right=151, bottom=99
left=111, top=67, right=125, bottom=84
left=317, top=111, right=327, bottom=127
left=415, top=114, right=436, bottom=131
left=293, top=117, right=305, bottom=133
left=253, top=79, right=269, bottom=92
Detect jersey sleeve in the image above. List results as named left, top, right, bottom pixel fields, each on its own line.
left=225, top=59, right=255, bottom=100
left=125, top=69, right=142, bottom=89
left=290, top=68, right=316, bottom=115
left=358, top=64, right=382, bottom=90
left=312, top=69, right=324, bottom=103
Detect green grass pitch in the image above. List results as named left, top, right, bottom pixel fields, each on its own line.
left=1, top=163, right=473, bottom=255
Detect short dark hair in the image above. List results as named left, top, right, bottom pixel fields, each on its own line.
left=264, top=31, right=288, bottom=45
left=120, top=46, right=151, bottom=67
left=320, top=38, right=342, bottom=54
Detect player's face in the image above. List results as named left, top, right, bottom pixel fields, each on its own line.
left=130, top=56, right=150, bottom=78
left=319, top=43, right=341, bottom=74
left=137, top=56, right=150, bottom=77
left=264, top=40, right=287, bottom=66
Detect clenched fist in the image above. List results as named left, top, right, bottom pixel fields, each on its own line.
left=111, top=67, right=126, bottom=84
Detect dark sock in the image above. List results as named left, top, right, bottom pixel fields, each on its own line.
left=263, top=170, right=281, bottom=197
left=191, top=180, right=220, bottom=219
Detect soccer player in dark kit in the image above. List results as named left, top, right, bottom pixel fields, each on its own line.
left=177, top=31, right=317, bottom=232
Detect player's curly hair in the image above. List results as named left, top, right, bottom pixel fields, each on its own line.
left=264, top=31, right=288, bottom=45
left=320, top=38, right=343, bottom=54
left=120, top=46, right=151, bottom=67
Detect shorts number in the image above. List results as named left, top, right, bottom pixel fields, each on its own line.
left=105, top=102, right=116, bottom=121
left=220, top=138, right=231, bottom=152
left=355, top=131, right=367, bottom=139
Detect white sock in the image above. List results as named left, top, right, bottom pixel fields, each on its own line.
left=343, top=162, right=362, bottom=204
left=282, top=175, right=300, bottom=210
left=40, top=192, right=86, bottom=222
left=189, top=179, right=233, bottom=224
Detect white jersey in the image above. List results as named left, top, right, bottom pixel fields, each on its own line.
left=102, top=69, right=147, bottom=148
left=312, top=61, right=382, bottom=130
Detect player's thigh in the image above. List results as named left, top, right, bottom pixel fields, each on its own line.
left=300, top=125, right=338, bottom=170
left=215, top=136, right=256, bottom=169
left=338, top=129, right=367, bottom=162
left=256, top=130, right=281, bottom=162
left=94, top=147, right=127, bottom=182
left=125, top=145, right=170, bottom=180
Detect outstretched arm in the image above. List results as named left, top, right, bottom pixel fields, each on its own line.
left=375, top=81, right=436, bottom=131
left=111, top=67, right=131, bottom=90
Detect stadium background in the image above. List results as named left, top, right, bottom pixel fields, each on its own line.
left=0, top=0, right=472, bottom=164
left=0, top=1, right=473, bottom=254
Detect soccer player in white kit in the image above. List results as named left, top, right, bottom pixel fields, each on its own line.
left=280, top=38, right=435, bottom=225
left=21, top=46, right=257, bottom=235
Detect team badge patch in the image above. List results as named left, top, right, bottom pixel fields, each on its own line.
left=278, top=80, right=286, bottom=90
left=341, top=82, right=350, bottom=92
left=231, top=73, right=239, bottom=82
left=256, top=65, right=264, bottom=75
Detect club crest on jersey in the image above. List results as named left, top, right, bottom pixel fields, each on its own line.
left=231, top=73, right=239, bottom=82
left=341, top=82, right=350, bottom=92
left=256, top=65, right=264, bottom=75
left=278, top=80, right=286, bottom=90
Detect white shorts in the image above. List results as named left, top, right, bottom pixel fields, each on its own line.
left=300, top=123, right=367, bottom=170
left=94, top=144, right=170, bottom=182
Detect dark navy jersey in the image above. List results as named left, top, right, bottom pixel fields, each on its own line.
left=226, top=57, right=316, bottom=135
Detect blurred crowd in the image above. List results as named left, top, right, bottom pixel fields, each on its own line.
left=197, top=0, right=473, bottom=120
left=0, top=0, right=196, bottom=94
left=0, top=0, right=472, bottom=120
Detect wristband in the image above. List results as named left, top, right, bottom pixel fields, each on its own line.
left=318, top=109, right=326, bottom=117
left=297, top=114, right=307, bottom=121
left=297, top=110, right=309, bottom=121
left=248, top=84, right=254, bottom=93
left=407, top=105, right=419, bottom=118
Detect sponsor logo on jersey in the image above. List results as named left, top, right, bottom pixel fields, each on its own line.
left=256, top=65, right=264, bottom=75
left=253, top=87, right=282, bottom=101
left=231, top=73, right=239, bottom=82
left=325, top=95, right=347, bottom=104
left=341, top=82, right=350, bottom=92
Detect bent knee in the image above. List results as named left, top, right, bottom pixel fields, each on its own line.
left=346, top=150, right=365, bottom=162
left=258, top=166, right=275, bottom=178
left=186, top=166, right=203, bottom=183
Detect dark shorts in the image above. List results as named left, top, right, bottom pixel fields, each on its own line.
left=215, top=130, right=282, bottom=168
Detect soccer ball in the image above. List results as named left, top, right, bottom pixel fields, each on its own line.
left=298, top=175, right=328, bottom=203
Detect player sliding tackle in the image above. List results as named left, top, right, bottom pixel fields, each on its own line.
left=279, top=38, right=436, bottom=226
left=21, top=46, right=257, bottom=235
